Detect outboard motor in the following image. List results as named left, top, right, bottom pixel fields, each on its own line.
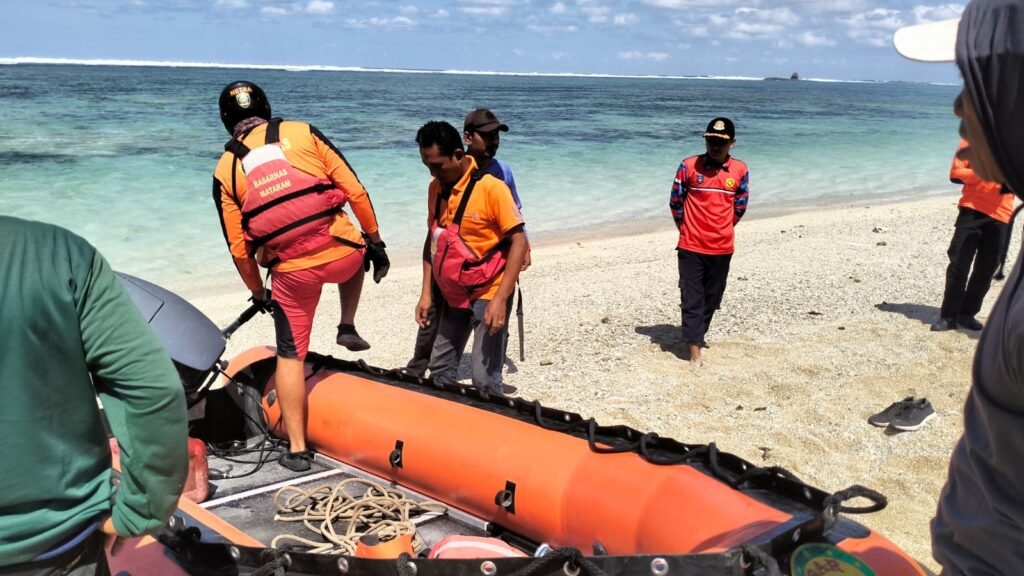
left=116, top=272, right=271, bottom=445
left=115, top=272, right=227, bottom=403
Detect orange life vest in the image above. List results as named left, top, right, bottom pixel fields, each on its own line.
left=225, top=119, right=348, bottom=263
left=429, top=171, right=509, bottom=309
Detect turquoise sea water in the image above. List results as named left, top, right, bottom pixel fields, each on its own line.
left=0, top=65, right=961, bottom=288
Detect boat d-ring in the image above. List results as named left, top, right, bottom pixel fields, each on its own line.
left=494, top=480, right=517, bottom=513
left=563, top=561, right=581, bottom=576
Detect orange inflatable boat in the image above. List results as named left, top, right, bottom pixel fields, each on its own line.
left=110, top=274, right=930, bottom=576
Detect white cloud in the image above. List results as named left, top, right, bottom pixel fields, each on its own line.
left=399, top=5, right=419, bottom=14
left=578, top=1, right=610, bottom=23
left=215, top=0, right=247, bottom=8
left=642, top=0, right=739, bottom=8
left=842, top=8, right=905, bottom=46
left=550, top=51, right=569, bottom=60
left=345, top=16, right=417, bottom=28
left=750, top=7, right=800, bottom=26
left=844, top=8, right=905, bottom=30
left=305, top=0, right=334, bottom=14
left=550, top=1, right=568, bottom=15
left=527, top=24, right=580, bottom=32
left=796, top=31, right=836, bottom=46
left=435, top=9, right=450, bottom=17
left=457, top=0, right=521, bottom=16
left=460, top=6, right=507, bottom=15
left=708, top=14, right=728, bottom=26
left=613, top=13, right=638, bottom=25
left=729, top=21, right=786, bottom=38
left=912, top=3, right=964, bottom=23
left=618, top=50, right=669, bottom=61
left=513, top=48, right=526, bottom=56
left=261, top=6, right=288, bottom=15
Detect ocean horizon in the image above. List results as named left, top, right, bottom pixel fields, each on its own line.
left=0, top=57, right=959, bottom=86
left=0, top=62, right=962, bottom=291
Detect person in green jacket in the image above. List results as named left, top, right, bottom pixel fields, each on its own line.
left=0, top=216, right=188, bottom=574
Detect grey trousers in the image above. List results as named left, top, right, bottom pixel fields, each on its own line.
left=428, top=297, right=512, bottom=393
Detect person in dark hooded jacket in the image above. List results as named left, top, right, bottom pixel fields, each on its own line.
left=896, top=0, right=1024, bottom=573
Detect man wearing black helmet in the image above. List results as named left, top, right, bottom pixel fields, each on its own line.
left=895, top=0, right=1024, bottom=572
left=213, top=80, right=389, bottom=472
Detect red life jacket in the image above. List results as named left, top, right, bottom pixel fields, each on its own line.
left=225, top=119, right=349, bottom=263
left=429, top=171, right=509, bottom=309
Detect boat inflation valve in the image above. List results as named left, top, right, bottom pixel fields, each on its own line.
left=389, top=440, right=404, bottom=468
left=494, top=480, right=517, bottom=513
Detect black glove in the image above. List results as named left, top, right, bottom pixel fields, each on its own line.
left=248, top=289, right=273, bottom=313
left=363, top=239, right=390, bottom=283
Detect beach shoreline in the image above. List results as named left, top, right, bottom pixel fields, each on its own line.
left=171, top=186, right=957, bottom=300
left=177, top=192, right=1006, bottom=572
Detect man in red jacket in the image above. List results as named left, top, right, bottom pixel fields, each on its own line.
left=669, top=117, right=750, bottom=366
left=932, top=139, right=1015, bottom=332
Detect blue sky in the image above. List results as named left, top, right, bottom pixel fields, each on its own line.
left=1, top=1, right=964, bottom=82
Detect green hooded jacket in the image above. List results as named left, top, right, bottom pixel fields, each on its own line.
left=0, top=216, right=188, bottom=565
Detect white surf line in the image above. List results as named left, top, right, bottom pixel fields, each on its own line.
left=200, top=468, right=347, bottom=508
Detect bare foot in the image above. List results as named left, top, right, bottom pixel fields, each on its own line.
left=688, top=343, right=702, bottom=369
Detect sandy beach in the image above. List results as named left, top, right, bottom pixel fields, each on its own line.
left=179, top=192, right=1012, bottom=572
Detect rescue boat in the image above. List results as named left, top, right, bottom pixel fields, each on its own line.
left=110, top=273, right=931, bottom=576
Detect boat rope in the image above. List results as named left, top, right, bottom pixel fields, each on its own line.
left=251, top=554, right=289, bottom=576
left=740, top=545, right=783, bottom=576
left=822, top=484, right=887, bottom=516
left=269, top=477, right=447, bottom=554
left=533, top=404, right=802, bottom=497
left=506, top=547, right=605, bottom=576
left=395, top=552, right=418, bottom=576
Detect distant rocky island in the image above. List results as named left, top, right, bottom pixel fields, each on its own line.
left=765, top=72, right=800, bottom=81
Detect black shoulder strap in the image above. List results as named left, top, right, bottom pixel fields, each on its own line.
left=432, top=191, right=445, bottom=227
left=224, top=139, right=250, bottom=159
left=265, top=118, right=283, bottom=145
left=224, top=119, right=282, bottom=158
left=452, top=171, right=486, bottom=226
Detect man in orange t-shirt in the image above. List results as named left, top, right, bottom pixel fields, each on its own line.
left=415, top=121, right=527, bottom=394
left=213, top=81, right=388, bottom=472
left=932, top=139, right=1015, bottom=332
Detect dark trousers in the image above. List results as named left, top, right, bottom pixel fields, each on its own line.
left=678, top=249, right=733, bottom=346
left=428, top=297, right=513, bottom=394
left=405, top=279, right=446, bottom=377
left=0, top=531, right=108, bottom=576
left=939, top=208, right=1008, bottom=320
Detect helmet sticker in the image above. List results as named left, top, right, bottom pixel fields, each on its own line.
left=230, top=86, right=254, bottom=109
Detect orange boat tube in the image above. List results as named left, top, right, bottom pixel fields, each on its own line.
left=219, top=348, right=927, bottom=575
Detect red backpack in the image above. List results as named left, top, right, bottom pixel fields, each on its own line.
left=429, top=172, right=509, bottom=309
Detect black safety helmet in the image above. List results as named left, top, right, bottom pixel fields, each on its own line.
left=219, top=81, right=271, bottom=134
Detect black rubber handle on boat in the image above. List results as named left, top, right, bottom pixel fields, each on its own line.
left=222, top=297, right=272, bottom=339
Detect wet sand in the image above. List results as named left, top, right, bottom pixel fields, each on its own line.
left=181, top=193, right=1012, bottom=572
